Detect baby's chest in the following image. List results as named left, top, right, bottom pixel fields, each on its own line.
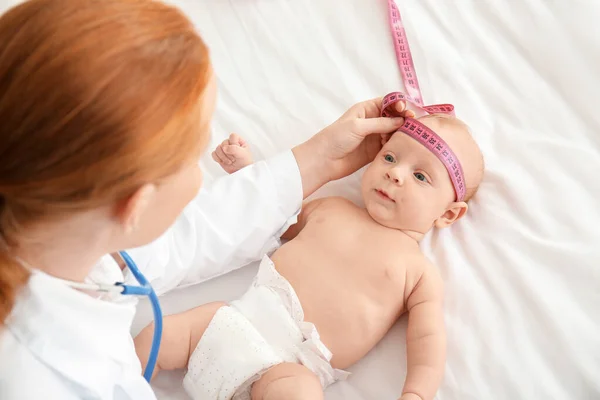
left=306, top=213, right=414, bottom=274
left=306, top=207, right=392, bottom=250
left=305, top=209, right=375, bottom=251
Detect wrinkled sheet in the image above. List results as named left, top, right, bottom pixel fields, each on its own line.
left=127, top=0, right=600, bottom=399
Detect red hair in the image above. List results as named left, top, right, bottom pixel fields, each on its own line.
left=0, top=0, right=211, bottom=325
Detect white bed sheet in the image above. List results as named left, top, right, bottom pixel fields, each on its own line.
left=128, top=0, right=600, bottom=399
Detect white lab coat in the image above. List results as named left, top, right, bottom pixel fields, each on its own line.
left=0, top=151, right=302, bottom=399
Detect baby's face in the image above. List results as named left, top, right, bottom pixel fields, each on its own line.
left=361, top=117, right=475, bottom=235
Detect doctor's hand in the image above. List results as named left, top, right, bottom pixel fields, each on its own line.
left=292, top=97, right=412, bottom=198
left=399, top=394, right=424, bottom=400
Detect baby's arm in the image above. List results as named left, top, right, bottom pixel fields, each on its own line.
left=401, top=265, right=446, bottom=400
left=280, top=197, right=326, bottom=241
left=212, top=133, right=254, bottom=174
left=211, top=132, right=327, bottom=241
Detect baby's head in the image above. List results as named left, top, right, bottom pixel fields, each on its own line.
left=361, top=114, right=484, bottom=237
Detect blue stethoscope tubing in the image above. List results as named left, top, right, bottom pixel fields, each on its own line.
left=15, top=250, right=163, bottom=383
left=118, top=251, right=163, bottom=382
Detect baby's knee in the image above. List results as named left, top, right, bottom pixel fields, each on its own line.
left=251, top=363, right=323, bottom=400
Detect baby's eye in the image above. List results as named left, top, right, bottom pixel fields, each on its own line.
left=384, top=154, right=395, bottom=163
left=414, top=172, right=428, bottom=182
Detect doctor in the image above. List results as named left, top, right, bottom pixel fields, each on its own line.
left=0, top=0, right=407, bottom=398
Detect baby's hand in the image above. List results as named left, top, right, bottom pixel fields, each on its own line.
left=211, top=133, right=254, bottom=174
left=381, top=100, right=415, bottom=145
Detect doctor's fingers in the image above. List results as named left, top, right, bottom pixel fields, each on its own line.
left=343, top=97, right=383, bottom=119
left=402, top=109, right=416, bottom=118
left=353, top=116, right=405, bottom=137
left=381, top=132, right=392, bottom=145
left=345, top=97, right=416, bottom=120
left=374, top=99, right=415, bottom=119
left=385, top=100, right=412, bottom=117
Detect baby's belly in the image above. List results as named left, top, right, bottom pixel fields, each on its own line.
left=271, top=244, right=405, bottom=369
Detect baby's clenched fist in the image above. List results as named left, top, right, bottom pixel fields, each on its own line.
left=211, top=133, right=254, bottom=174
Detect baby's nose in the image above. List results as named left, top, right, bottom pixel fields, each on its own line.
left=386, top=170, right=404, bottom=185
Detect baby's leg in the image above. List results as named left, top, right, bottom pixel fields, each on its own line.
left=134, top=301, right=225, bottom=379
left=251, top=363, right=324, bottom=400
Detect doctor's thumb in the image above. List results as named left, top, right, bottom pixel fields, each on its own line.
left=355, top=116, right=405, bottom=136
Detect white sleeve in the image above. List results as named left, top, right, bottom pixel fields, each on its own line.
left=124, top=150, right=302, bottom=295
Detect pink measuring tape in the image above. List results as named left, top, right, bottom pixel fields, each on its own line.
left=381, top=0, right=466, bottom=201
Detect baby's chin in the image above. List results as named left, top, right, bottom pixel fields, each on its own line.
left=364, top=199, right=434, bottom=236
left=364, top=200, right=403, bottom=230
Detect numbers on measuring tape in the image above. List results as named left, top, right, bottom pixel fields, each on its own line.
left=381, top=90, right=465, bottom=201
left=382, top=2, right=466, bottom=200
left=387, top=0, right=423, bottom=105
left=394, top=120, right=466, bottom=201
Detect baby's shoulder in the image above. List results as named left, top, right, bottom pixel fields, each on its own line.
left=404, top=255, right=444, bottom=301
left=305, top=196, right=358, bottom=216
left=316, top=195, right=354, bottom=207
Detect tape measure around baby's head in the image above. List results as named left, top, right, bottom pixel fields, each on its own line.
left=387, top=0, right=425, bottom=106
left=383, top=1, right=466, bottom=201
left=385, top=1, right=456, bottom=116
left=381, top=92, right=455, bottom=118
left=381, top=92, right=466, bottom=202
left=397, top=120, right=466, bottom=202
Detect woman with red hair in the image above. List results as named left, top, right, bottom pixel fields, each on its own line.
left=0, top=0, right=406, bottom=398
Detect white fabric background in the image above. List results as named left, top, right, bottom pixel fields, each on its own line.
left=132, top=1, right=600, bottom=399
left=1, top=0, right=596, bottom=398
left=136, top=1, right=600, bottom=399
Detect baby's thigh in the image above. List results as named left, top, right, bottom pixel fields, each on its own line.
left=135, top=301, right=226, bottom=372
left=250, top=363, right=324, bottom=400
left=182, top=301, right=227, bottom=353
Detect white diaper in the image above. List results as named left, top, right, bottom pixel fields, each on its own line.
left=182, top=256, right=349, bottom=400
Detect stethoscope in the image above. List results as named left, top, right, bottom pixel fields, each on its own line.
left=18, top=251, right=163, bottom=383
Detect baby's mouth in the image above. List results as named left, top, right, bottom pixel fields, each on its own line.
left=375, top=189, right=395, bottom=202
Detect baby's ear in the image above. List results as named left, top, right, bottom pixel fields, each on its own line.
left=434, top=202, right=468, bottom=229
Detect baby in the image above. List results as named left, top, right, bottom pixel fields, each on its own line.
left=135, top=107, right=484, bottom=400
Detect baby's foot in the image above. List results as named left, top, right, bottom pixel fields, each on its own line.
left=212, top=133, right=254, bottom=174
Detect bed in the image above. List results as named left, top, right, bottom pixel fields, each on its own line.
left=128, top=0, right=600, bottom=399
